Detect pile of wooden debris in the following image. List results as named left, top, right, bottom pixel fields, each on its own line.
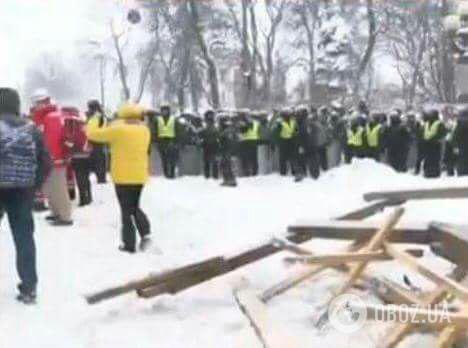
left=86, top=186, right=468, bottom=348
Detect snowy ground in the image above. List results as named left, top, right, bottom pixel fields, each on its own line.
left=1, top=160, right=468, bottom=348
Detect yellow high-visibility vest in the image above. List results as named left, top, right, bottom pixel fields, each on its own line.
left=280, top=119, right=297, bottom=139
left=157, top=116, right=176, bottom=139
left=424, top=120, right=441, bottom=141
left=241, top=121, right=260, bottom=141
left=347, top=127, right=364, bottom=146
left=366, top=124, right=382, bottom=148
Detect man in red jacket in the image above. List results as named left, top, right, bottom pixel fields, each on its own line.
left=63, top=107, right=93, bottom=207
left=32, top=93, right=73, bottom=226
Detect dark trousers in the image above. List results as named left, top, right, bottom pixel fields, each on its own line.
left=203, top=147, right=219, bottom=179
left=423, top=143, right=442, bottom=178
left=239, top=141, right=259, bottom=177
left=388, top=150, right=408, bottom=173
left=444, top=143, right=456, bottom=177
left=115, top=185, right=151, bottom=251
left=158, top=140, right=178, bottom=179
left=72, top=157, right=93, bottom=205
left=345, top=146, right=366, bottom=164
left=0, top=189, right=37, bottom=293
left=317, top=146, right=329, bottom=171
left=90, top=146, right=107, bottom=183
left=298, top=149, right=320, bottom=179
left=367, top=148, right=381, bottom=162
left=279, top=139, right=296, bottom=176
left=415, top=143, right=425, bottom=175
left=220, top=155, right=236, bottom=185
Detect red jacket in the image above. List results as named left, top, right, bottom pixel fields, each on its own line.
left=63, top=110, right=91, bottom=158
left=42, top=108, right=69, bottom=167
left=32, top=104, right=58, bottom=133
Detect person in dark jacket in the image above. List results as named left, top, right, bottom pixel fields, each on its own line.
left=218, top=114, right=238, bottom=187
left=295, top=107, right=319, bottom=179
left=422, top=108, right=446, bottom=178
left=385, top=112, right=410, bottom=173
left=314, top=106, right=330, bottom=171
left=452, top=107, right=468, bottom=176
left=200, top=110, right=220, bottom=179
left=0, top=88, right=51, bottom=304
left=86, top=100, right=107, bottom=184
left=404, top=112, right=423, bottom=173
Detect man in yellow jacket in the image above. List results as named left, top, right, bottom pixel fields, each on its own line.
left=86, top=103, right=152, bottom=253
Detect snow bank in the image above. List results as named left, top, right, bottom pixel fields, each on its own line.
left=0, top=160, right=466, bottom=347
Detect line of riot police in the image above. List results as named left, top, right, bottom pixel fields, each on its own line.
left=144, top=102, right=468, bottom=185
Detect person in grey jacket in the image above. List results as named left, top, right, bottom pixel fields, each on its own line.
left=0, top=88, right=51, bottom=304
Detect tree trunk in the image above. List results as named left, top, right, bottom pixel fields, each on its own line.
left=99, top=56, right=106, bottom=108
left=356, top=0, right=377, bottom=85
left=188, top=0, right=220, bottom=109
left=111, top=22, right=131, bottom=101
left=440, top=0, right=456, bottom=102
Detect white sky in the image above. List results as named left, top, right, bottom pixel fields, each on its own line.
left=0, top=0, right=115, bottom=88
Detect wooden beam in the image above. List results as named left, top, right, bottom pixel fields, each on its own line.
left=335, top=199, right=405, bottom=220
left=437, top=325, right=465, bottom=348
left=364, top=187, right=468, bottom=203
left=384, top=243, right=468, bottom=302
left=85, top=257, right=225, bottom=304
left=429, top=222, right=468, bottom=269
left=288, top=220, right=430, bottom=245
left=285, top=249, right=424, bottom=266
left=234, top=289, right=301, bottom=348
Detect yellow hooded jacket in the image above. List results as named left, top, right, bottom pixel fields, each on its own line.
left=86, top=105, right=151, bottom=185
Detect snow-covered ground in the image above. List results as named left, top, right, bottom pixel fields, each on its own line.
left=1, top=160, right=467, bottom=348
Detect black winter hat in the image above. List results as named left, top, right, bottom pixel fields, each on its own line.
left=0, top=88, right=21, bottom=115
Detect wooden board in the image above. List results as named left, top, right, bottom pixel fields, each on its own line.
left=288, top=219, right=430, bottom=244
left=85, top=257, right=225, bottom=304
left=429, top=222, right=468, bottom=269
left=364, top=187, right=468, bottom=203
left=335, top=199, right=405, bottom=220
left=234, top=289, right=301, bottom=348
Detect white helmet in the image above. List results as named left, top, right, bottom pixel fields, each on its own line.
left=31, top=88, right=50, bottom=104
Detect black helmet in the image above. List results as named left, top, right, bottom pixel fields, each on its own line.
left=204, top=110, right=215, bottom=120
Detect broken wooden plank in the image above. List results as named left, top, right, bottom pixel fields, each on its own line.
left=285, top=249, right=424, bottom=266
left=364, top=187, right=468, bottom=203
left=137, top=257, right=228, bottom=298
left=335, top=199, right=405, bottom=220
left=85, top=257, right=225, bottom=304
left=437, top=325, right=465, bottom=348
left=384, top=243, right=468, bottom=302
left=429, top=222, right=468, bottom=269
left=288, top=219, right=430, bottom=245
left=234, top=289, right=301, bottom=348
